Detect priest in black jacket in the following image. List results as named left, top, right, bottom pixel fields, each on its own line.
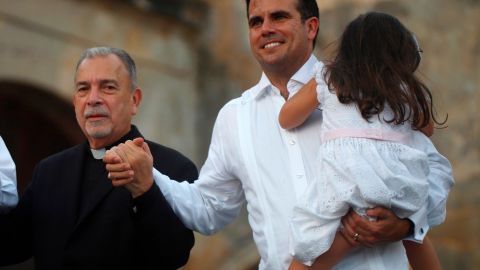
left=0, top=47, right=198, bottom=270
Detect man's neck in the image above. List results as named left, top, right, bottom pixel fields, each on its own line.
left=269, top=76, right=290, bottom=100
left=263, top=65, right=299, bottom=100
left=88, top=139, right=112, bottom=150
left=262, top=54, right=312, bottom=100
left=87, top=127, right=133, bottom=150
left=261, top=64, right=293, bottom=100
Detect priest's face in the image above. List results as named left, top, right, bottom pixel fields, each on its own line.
left=73, top=54, right=142, bottom=149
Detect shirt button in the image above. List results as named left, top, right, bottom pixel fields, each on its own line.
left=290, top=140, right=296, bottom=145
left=296, top=174, right=303, bottom=179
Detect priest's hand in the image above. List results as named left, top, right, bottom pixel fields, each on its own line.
left=104, top=138, right=153, bottom=198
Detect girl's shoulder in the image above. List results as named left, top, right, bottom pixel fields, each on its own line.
left=313, top=63, right=334, bottom=104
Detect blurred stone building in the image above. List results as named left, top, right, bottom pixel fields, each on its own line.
left=0, top=0, right=478, bottom=269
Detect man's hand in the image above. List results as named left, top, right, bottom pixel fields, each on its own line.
left=104, top=138, right=154, bottom=198
left=104, top=149, right=134, bottom=186
left=340, top=208, right=411, bottom=247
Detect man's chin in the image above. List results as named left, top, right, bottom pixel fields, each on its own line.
left=86, top=128, right=112, bottom=140
left=258, top=54, right=287, bottom=68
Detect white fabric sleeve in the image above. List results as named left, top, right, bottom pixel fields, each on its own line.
left=0, top=136, right=18, bottom=212
left=289, top=180, right=349, bottom=266
left=405, top=132, right=454, bottom=242
left=153, top=108, right=245, bottom=235
left=313, top=62, right=327, bottom=108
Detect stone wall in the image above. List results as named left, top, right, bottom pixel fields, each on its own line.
left=0, top=0, right=201, bottom=163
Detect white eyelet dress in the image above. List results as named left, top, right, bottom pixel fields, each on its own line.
left=290, top=64, right=430, bottom=270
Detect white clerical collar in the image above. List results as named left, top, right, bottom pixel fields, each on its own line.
left=90, top=148, right=106, bottom=160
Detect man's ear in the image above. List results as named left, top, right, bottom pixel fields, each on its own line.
left=305, top=16, right=319, bottom=43
left=131, top=88, right=142, bottom=115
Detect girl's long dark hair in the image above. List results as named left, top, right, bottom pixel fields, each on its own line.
left=324, top=11, right=446, bottom=130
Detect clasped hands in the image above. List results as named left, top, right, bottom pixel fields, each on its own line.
left=103, top=138, right=153, bottom=198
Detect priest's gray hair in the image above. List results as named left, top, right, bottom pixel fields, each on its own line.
left=75, top=47, right=137, bottom=90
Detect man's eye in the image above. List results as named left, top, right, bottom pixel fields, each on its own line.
left=75, top=87, right=88, bottom=96
left=249, top=19, right=262, bottom=28
left=272, top=13, right=289, bottom=21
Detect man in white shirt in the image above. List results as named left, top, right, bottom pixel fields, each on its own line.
left=0, top=136, right=18, bottom=213
left=105, top=0, right=453, bottom=269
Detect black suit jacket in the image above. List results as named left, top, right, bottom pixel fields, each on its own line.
left=0, top=126, right=198, bottom=270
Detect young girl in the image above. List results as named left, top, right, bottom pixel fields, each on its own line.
left=279, top=12, right=448, bottom=269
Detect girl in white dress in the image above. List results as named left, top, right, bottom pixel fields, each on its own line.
left=279, top=12, right=447, bottom=270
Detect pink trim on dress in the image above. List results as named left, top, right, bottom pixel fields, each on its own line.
left=322, top=128, right=409, bottom=144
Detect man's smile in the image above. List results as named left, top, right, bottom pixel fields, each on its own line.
left=264, top=41, right=282, bottom=49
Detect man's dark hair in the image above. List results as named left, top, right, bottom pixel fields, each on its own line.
left=245, top=0, right=320, bottom=48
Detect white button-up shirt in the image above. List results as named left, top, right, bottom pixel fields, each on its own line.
left=0, top=136, right=18, bottom=212
left=154, top=55, right=453, bottom=269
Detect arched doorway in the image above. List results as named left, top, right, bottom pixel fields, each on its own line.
left=0, top=81, right=83, bottom=195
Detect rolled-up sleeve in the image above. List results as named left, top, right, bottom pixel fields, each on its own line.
left=406, top=132, right=454, bottom=242
left=0, top=136, right=18, bottom=212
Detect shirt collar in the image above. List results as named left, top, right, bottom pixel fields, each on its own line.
left=251, top=54, right=320, bottom=100
left=90, top=148, right=106, bottom=160
left=87, top=125, right=143, bottom=159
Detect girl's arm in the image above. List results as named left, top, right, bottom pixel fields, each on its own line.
left=420, top=120, right=434, bottom=137
left=403, top=236, right=442, bottom=270
left=310, top=232, right=353, bottom=270
left=289, top=259, right=310, bottom=270
left=279, top=78, right=319, bottom=129
left=288, top=232, right=354, bottom=270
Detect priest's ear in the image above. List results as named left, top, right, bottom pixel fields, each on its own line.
left=131, top=88, right=142, bottom=116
